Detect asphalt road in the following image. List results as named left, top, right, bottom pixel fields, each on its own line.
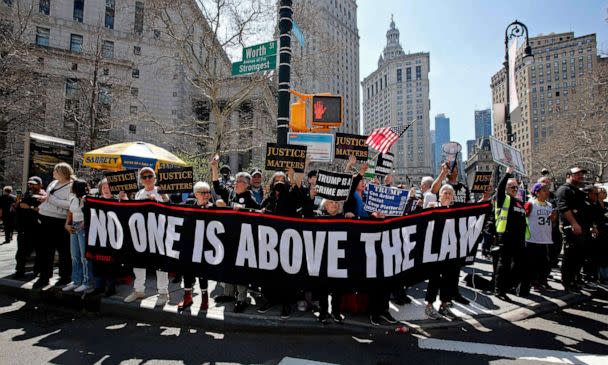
left=0, top=289, right=606, bottom=365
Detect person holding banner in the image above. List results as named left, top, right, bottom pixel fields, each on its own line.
left=211, top=160, right=261, bottom=313
left=177, top=181, right=216, bottom=312
left=494, top=166, right=529, bottom=300
left=343, top=163, right=397, bottom=326
left=315, top=198, right=345, bottom=324
left=258, top=168, right=304, bottom=319
left=430, top=162, right=471, bottom=306
left=124, top=168, right=171, bottom=307
left=424, top=184, right=459, bottom=319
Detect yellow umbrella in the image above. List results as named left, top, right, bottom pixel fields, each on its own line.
left=83, top=141, right=187, bottom=171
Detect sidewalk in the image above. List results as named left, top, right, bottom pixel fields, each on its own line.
left=0, top=235, right=602, bottom=334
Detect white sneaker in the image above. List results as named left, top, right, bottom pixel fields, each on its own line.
left=156, top=293, right=169, bottom=307
left=74, top=284, right=90, bottom=293
left=124, top=291, right=145, bottom=303
left=62, top=282, right=79, bottom=292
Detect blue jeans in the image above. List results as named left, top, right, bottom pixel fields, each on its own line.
left=70, top=221, right=92, bottom=286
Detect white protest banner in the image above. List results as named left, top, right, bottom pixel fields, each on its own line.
left=364, top=184, right=409, bottom=216
left=489, top=136, right=526, bottom=175
left=315, top=170, right=352, bottom=201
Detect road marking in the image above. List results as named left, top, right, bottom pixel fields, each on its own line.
left=418, top=338, right=608, bottom=365
left=277, top=357, right=339, bottom=365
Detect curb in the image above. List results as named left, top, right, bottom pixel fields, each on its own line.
left=0, top=277, right=600, bottom=335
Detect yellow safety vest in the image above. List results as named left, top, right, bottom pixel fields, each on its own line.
left=495, top=195, right=530, bottom=240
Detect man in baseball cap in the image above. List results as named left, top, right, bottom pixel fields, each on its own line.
left=27, top=176, right=43, bottom=186
left=566, top=167, right=587, bottom=176
left=249, top=168, right=264, bottom=205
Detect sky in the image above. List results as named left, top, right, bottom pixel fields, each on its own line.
left=357, top=0, right=608, bottom=147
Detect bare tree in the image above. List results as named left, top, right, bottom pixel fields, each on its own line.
left=144, top=0, right=278, bottom=163
left=533, top=57, right=608, bottom=182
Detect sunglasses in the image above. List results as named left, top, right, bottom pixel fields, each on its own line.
left=197, top=191, right=211, bottom=194
left=141, top=175, right=154, bottom=180
left=508, top=186, right=518, bottom=190
left=236, top=179, right=249, bottom=184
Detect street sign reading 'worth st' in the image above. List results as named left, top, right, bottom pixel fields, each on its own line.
left=232, top=40, right=277, bottom=76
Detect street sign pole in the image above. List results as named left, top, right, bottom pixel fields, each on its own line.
left=277, top=0, right=292, bottom=146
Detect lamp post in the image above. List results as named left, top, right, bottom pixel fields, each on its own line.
left=504, top=20, right=533, bottom=146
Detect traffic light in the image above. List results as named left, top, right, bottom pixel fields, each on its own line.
left=290, top=99, right=307, bottom=132
left=311, top=95, right=342, bottom=127
left=288, top=90, right=343, bottom=132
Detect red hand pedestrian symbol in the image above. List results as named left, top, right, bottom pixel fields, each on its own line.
left=313, top=101, right=327, bottom=120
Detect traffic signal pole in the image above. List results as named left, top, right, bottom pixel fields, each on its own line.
left=277, top=0, right=293, bottom=146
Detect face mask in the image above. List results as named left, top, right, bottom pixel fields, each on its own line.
left=274, top=182, right=287, bottom=193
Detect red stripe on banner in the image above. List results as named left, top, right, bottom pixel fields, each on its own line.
left=85, top=197, right=491, bottom=225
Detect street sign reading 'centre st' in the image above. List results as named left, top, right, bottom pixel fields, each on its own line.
left=232, top=40, right=278, bottom=76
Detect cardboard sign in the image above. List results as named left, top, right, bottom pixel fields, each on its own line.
left=315, top=170, right=353, bottom=201
left=364, top=184, right=409, bottom=216
left=288, top=132, right=334, bottom=163
left=104, top=170, right=139, bottom=193
left=471, top=171, right=493, bottom=193
left=265, top=143, right=307, bottom=172
left=375, top=152, right=394, bottom=176
left=489, top=136, right=526, bottom=175
left=364, top=156, right=376, bottom=179
left=157, top=167, right=194, bottom=193
left=335, top=133, right=369, bottom=161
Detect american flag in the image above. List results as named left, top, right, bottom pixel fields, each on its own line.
left=365, top=120, right=415, bottom=154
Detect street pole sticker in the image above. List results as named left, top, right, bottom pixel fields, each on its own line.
left=265, top=143, right=307, bottom=172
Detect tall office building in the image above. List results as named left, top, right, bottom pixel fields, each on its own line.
left=0, top=0, right=274, bottom=185
left=362, top=18, right=432, bottom=183
left=474, top=108, right=492, bottom=139
left=466, top=139, right=476, bottom=159
left=434, top=114, right=450, bottom=173
left=491, top=32, right=597, bottom=172
left=291, top=0, right=360, bottom=134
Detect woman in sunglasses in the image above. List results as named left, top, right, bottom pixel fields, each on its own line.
left=124, top=167, right=170, bottom=307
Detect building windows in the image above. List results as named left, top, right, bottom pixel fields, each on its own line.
left=134, top=1, right=144, bottom=34
left=131, top=68, right=139, bottom=78
left=153, top=29, right=161, bottom=39
left=397, top=68, right=402, bottom=83
left=101, top=40, right=113, bottom=59
left=65, top=78, right=78, bottom=98
left=99, top=84, right=111, bottom=105
left=73, top=0, right=84, bottom=22
left=130, top=106, right=137, bottom=115
left=35, top=27, right=49, bottom=46
left=39, top=0, right=49, bottom=15
left=105, top=0, right=115, bottom=29
left=131, top=87, right=138, bottom=97
left=415, top=66, right=421, bottom=80
left=406, top=67, right=411, bottom=81
left=64, top=78, right=79, bottom=130
left=133, top=45, right=141, bottom=55
left=129, top=124, right=137, bottom=134
left=70, top=34, right=83, bottom=53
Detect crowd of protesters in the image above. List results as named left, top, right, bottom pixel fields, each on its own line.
left=1, top=156, right=607, bottom=328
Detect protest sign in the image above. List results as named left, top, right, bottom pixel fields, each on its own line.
left=104, top=170, right=139, bottom=193
left=85, top=197, right=490, bottom=290
left=471, top=171, right=493, bottom=193
left=489, top=136, right=526, bottom=175
left=364, top=156, right=376, bottom=179
left=335, top=133, right=369, bottom=161
left=375, top=152, right=394, bottom=176
left=265, top=143, right=307, bottom=172
left=315, top=170, right=352, bottom=201
left=157, top=167, right=194, bottom=194
left=364, top=183, right=409, bottom=216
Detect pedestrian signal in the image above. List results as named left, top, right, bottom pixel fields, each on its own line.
left=311, top=95, right=342, bottom=127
